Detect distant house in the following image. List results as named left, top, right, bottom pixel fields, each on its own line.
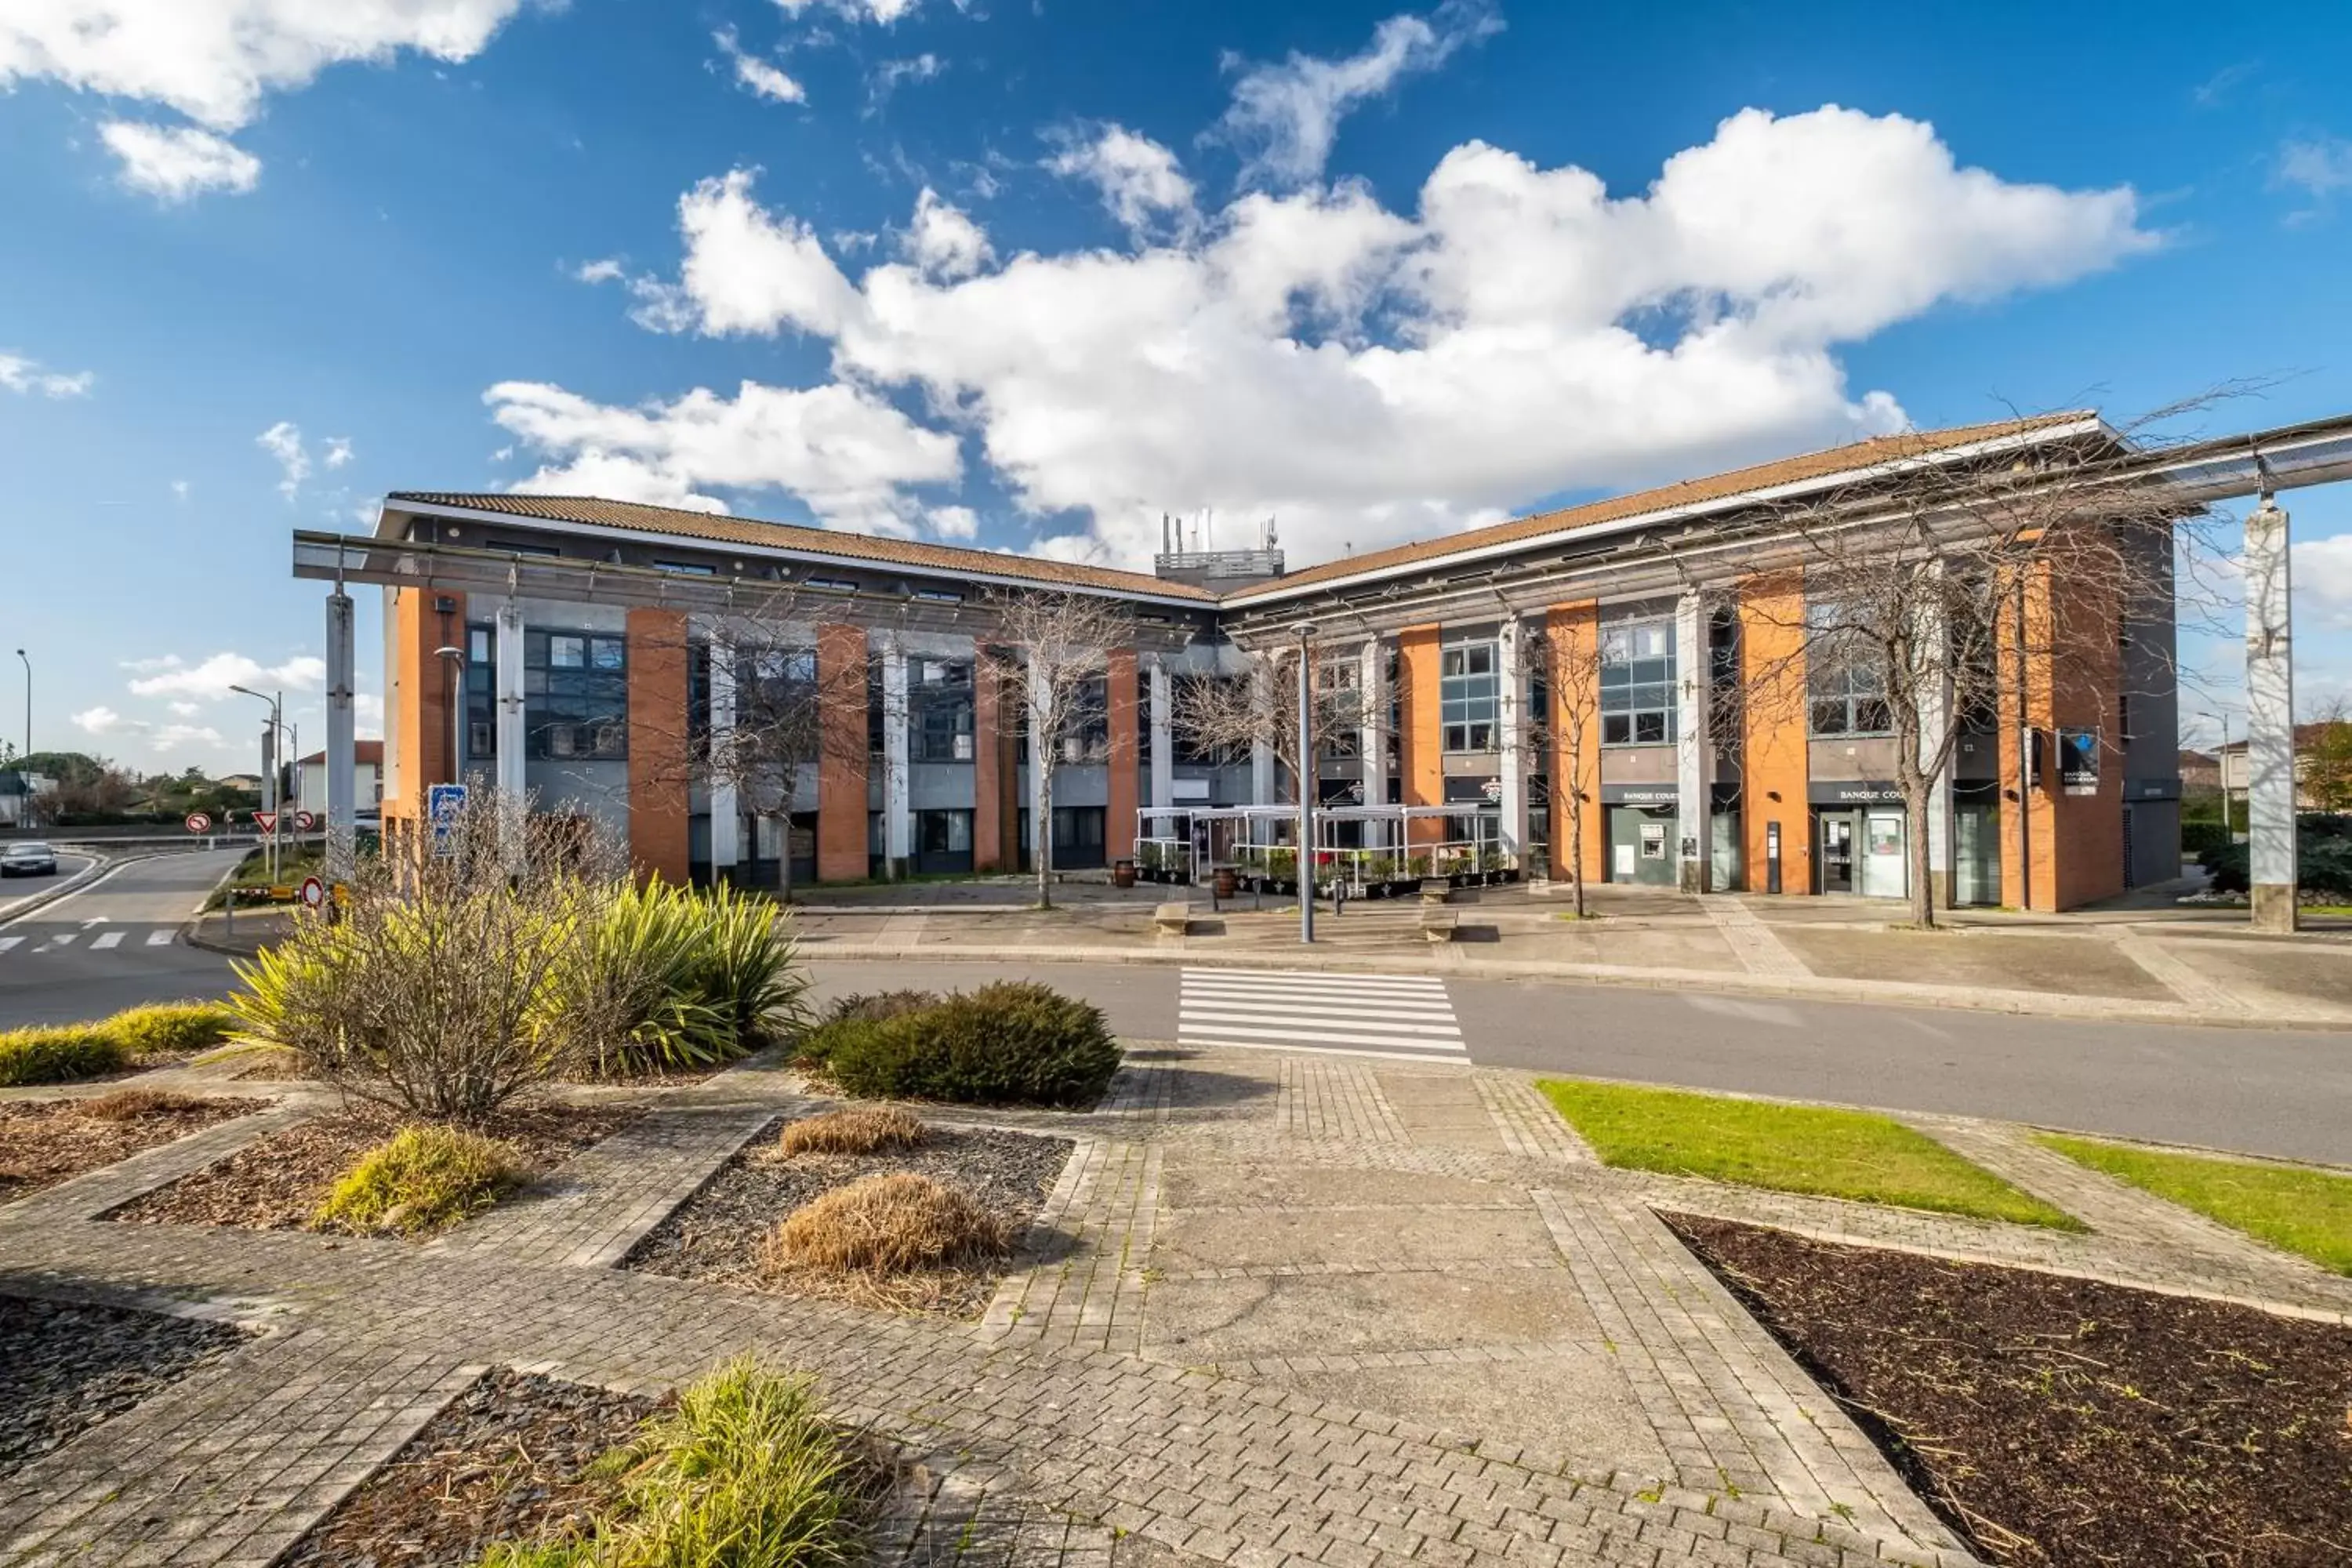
left=2179, top=750, right=2221, bottom=792
left=0, top=771, right=57, bottom=829
left=2215, top=720, right=2351, bottom=809
left=294, top=742, right=384, bottom=816
left=219, top=774, right=265, bottom=793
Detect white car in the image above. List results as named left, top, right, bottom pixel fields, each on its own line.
left=0, top=841, right=59, bottom=877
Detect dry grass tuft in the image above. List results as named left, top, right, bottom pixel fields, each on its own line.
left=775, top=1107, right=927, bottom=1159
left=762, top=1173, right=1009, bottom=1277
left=74, top=1089, right=211, bottom=1122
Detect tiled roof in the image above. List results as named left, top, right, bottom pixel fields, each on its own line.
left=297, top=742, right=384, bottom=766
left=383, top=492, right=1218, bottom=604
left=1218, top=412, right=2099, bottom=604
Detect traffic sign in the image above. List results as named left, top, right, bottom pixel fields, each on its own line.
left=299, top=876, right=325, bottom=909
left=294, top=810, right=318, bottom=831
left=252, top=811, right=278, bottom=834
left=184, top=812, right=212, bottom=833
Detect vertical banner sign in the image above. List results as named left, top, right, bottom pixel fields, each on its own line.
left=2059, top=728, right=2100, bottom=797
left=427, top=782, right=467, bottom=855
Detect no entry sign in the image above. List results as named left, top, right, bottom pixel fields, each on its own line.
left=184, top=812, right=211, bottom=833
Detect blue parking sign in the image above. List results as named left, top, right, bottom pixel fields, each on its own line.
left=427, top=782, right=467, bottom=853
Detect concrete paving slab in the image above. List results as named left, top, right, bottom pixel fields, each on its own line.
left=1772, top=927, right=2172, bottom=1000
left=1374, top=1070, right=1509, bottom=1151
left=1141, top=1268, right=1595, bottom=1360
left=1151, top=1205, right=1563, bottom=1271
left=1156, top=1157, right=1511, bottom=1210
left=1267, top=1355, right=1673, bottom=1475
left=2155, top=938, right=2352, bottom=1014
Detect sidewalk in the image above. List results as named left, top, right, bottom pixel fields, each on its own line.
left=779, top=880, right=2352, bottom=1030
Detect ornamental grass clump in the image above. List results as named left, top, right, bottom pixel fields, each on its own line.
left=100, top=1001, right=238, bottom=1057
left=775, top=1106, right=927, bottom=1159
left=763, top=1173, right=1010, bottom=1276
left=478, top=1356, right=871, bottom=1568
left=0, top=1024, right=125, bottom=1086
left=74, top=1088, right=209, bottom=1122
left=313, top=1124, right=522, bottom=1237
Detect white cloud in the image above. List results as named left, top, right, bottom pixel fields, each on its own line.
left=99, top=121, right=260, bottom=199
left=901, top=187, right=990, bottom=280
left=72, top=705, right=125, bottom=735
left=595, top=106, right=2153, bottom=570
left=2278, top=136, right=2352, bottom=200
left=322, top=436, right=354, bottom=468
left=927, top=504, right=978, bottom=539
left=2, top=0, right=532, bottom=132
left=714, top=26, right=804, bottom=103
left=151, top=723, right=224, bottom=751
left=2294, top=532, right=2352, bottom=626
left=574, top=257, right=626, bottom=284
left=1045, top=125, right=1196, bottom=237
left=168, top=700, right=203, bottom=717
left=484, top=377, right=963, bottom=533
left=258, top=419, right=310, bottom=499
left=869, top=51, right=941, bottom=109
left=0, top=350, right=93, bottom=398
left=1214, top=1, right=1501, bottom=188
left=774, top=0, right=917, bottom=24
left=170, top=477, right=191, bottom=500
left=128, top=651, right=326, bottom=701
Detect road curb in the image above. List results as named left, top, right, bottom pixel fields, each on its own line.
left=799, top=939, right=2352, bottom=1033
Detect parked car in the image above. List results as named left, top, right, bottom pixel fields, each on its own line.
left=1, top=841, right=60, bottom=877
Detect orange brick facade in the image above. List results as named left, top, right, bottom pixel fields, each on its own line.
left=1737, top=571, right=1813, bottom=897
left=382, top=585, right=465, bottom=826
left=1396, top=623, right=1443, bottom=844
left=1544, top=601, right=1606, bottom=887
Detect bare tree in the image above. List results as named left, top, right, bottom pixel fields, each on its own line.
left=1738, top=406, right=2229, bottom=927
left=978, top=589, right=1135, bottom=910
left=1523, top=618, right=1601, bottom=918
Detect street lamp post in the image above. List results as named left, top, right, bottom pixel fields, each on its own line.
left=433, top=645, right=466, bottom=789
left=229, top=684, right=283, bottom=882
left=1294, top=620, right=1315, bottom=946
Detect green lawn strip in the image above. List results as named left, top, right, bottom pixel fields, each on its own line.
left=1537, top=1077, right=2079, bottom=1228
left=2038, top=1133, right=2352, bottom=1276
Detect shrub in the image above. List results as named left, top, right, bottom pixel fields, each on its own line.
left=764, top=1173, right=1009, bottom=1275
left=793, top=991, right=937, bottom=1069
left=0, top=1025, right=125, bottom=1087
left=822, top=982, right=1119, bottom=1108
left=74, top=1088, right=209, bottom=1121
left=101, top=1001, right=238, bottom=1057
left=2201, top=825, right=2352, bottom=899
left=775, top=1106, right=927, bottom=1158
left=313, top=1124, right=522, bottom=1236
left=481, top=1357, right=869, bottom=1568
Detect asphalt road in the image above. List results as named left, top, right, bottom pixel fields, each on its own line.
left=804, top=959, right=2352, bottom=1167
left=0, top=848, right=245, bottom=1026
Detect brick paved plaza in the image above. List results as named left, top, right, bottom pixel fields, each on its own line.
left=4, top=1042, right=2348, bottom=1568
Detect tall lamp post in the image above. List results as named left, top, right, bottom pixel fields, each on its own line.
left=229, top=684, right=283, bottom=881
left=1294, top=620, right=1315, bottom=946
left=433, top=645, right=466, bottom=788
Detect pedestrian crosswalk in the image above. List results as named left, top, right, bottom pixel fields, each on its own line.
left=1177, top=967, right=1467, bottom=1063
left=0, top=925, right=180, bottom=957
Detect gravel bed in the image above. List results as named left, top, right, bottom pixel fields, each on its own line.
left=281, top=1369, right=660, bottom=1567
left=623, top=1117, right=1074, bottom=1318
left=1668, top=1214, right=2352, bottom=1567
left=0, top=1094, right=262, bottom=1207
left=110, top=1101, right=645, bottom=1234
left=0, top=1296, right=248, bottom=1480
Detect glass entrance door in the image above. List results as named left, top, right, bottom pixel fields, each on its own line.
left=1860, top=811, right=1907, bottom=899
left=1818, top=813, right=1855, bottom=893
left=1954, top=804, right=2001, bottom=906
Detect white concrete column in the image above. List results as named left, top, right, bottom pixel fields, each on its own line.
left=1250, top=662, right=1276, bottom=805
left=881, top=638, right=911, bottom=871
left=1359, top=637, right=1388, bottom=845
left=708, top=635, right=740, bottom=875
left=2246, top=496, right=2297, bottom=931
left=1497, top=621, right=1526, bottom=864
left=1673, top=591, right=1712, bottom=893
left=492, top=601, right=528, bottom=872
left=1028, top=655, right=1051, bottom=871
left=324, top=591, right=357, bottom=882
left=1148, top=657, right=1174, bottom=808
left=1914, top=580, right=1954, bottom=907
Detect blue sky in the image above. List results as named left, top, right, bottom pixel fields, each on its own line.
left=3, top=0, right=2350, bottom=776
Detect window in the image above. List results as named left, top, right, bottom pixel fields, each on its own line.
left=1063, top=676, right=1109, bottom=762
left=464, top=623, right=496, bottom=760
left=1316, top=655, right=1361, bottom=759
left=1440, top=641, right=1499, bottom=753
left=524, top=628, right=629, bottom=759
left=655, top=560, right=715, bottom=575
left=1805, top=604, right=1890, bottom=736
left=1599, top=619, right=1675, bottom=746
left=912, top=659, right=975, bottom=762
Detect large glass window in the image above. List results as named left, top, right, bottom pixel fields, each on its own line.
left=1806, top=605, right=1890, bottom=736
left=1599, top=620, right=1675, bottom=746
left=1316, top=655, right=1361, bottom=760
left=1440, top=641, right=1499, bottom=753
left=525, top=628, right=629, bottom=760
left=464, top=623, right=495, bottom=760
left=911, top=659, right=975, bottom=762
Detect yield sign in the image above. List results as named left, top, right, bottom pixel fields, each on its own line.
left=252, top=811, right=278, bottom=833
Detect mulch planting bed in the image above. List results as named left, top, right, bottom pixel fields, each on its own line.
left=0, top=1093, right=261, bottom=1207
left=281, top=1369, right=661, bottom=1568
left=1667, top=1214, right=2352, bottom=1567
left=0, top=1295, right=248, bottom=1480
left=623, top=1117, right=1073, bottom=1317
left=109, top=1100, right=645, bottom=1233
